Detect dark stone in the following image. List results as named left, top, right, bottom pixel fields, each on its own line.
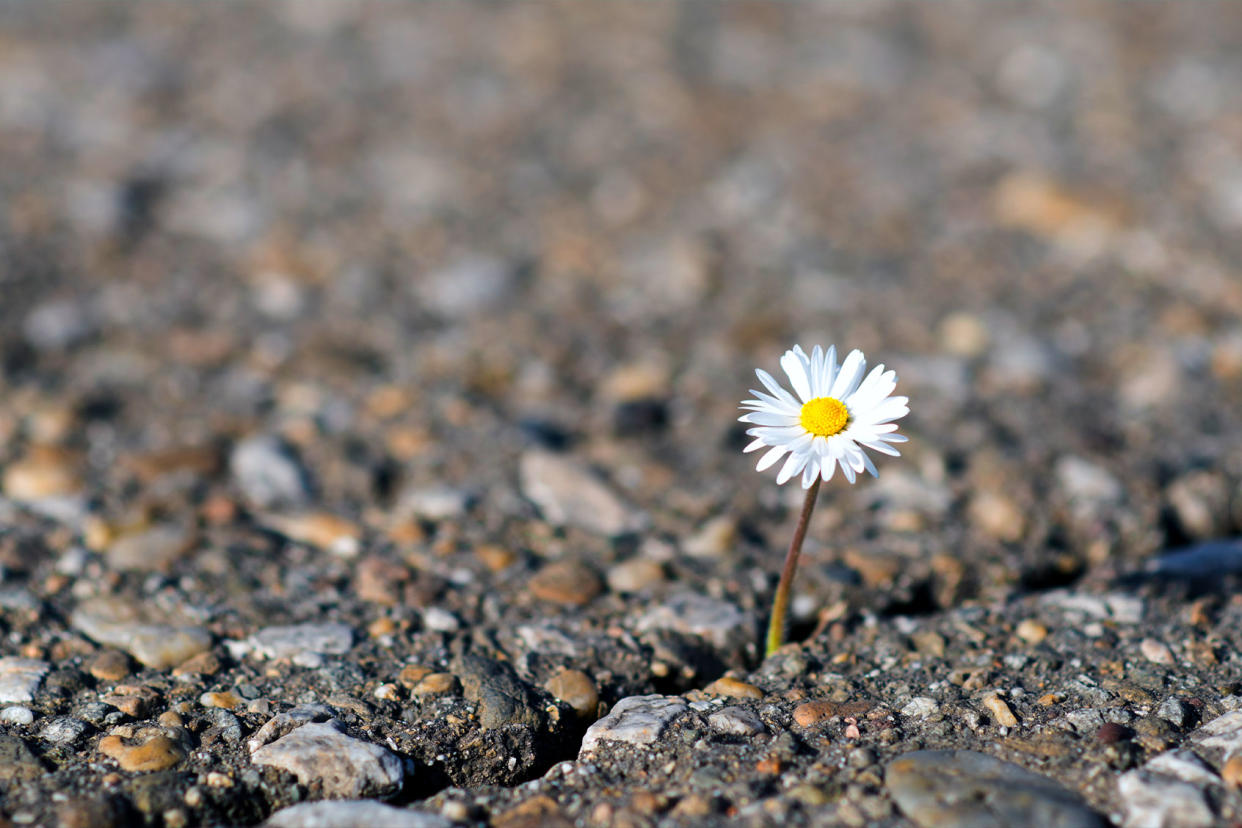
left=455, top=655, right=544, bottom=730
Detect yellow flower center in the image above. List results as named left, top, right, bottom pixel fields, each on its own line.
left=800, top=396, right=849, bottom=437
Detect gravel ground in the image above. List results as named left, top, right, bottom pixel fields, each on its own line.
left=2, top=3, right=1242, bottom=827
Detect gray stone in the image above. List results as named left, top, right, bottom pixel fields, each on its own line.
left=1041, top=591, right=1144, bottom=624
left=0, top=658, right=50, bottom=704
left=1191, top=710, right=1242, bottom=755
left=708, top=706, right=766, bottom=737
left=1147, top=538, right=1242, bottom=579
left=1117, top=770, right=1214, bottom=828
left=264, top=801, right=451, bottom=828
left=455, top=655, right=543, bottom=730
left=104, top=523, right=194, bottom=572
left=901, top=697, right=940, bottom=719
left=1157, top=698, right=1190, bottom=729
left=1143, top=751, right=1219, bottom=787
left=519, top=451, right=644, bottom=536
left=0, top=707, right=35, bottom=726
left=230, top=436, right=312, bottom=509
left=71, top=600, right=212, bottom=670
left=580, top=695, right=690, bottom=756
left=887, top=749, right=1104, bottom=828
left=634, top=592, right=751, bottom=653
left=397, top=485, right=471, bottom=521
left=1055, top=456, right=1123, bottom=512
left=23, top=299, right=94, bottom=351
left=39, top=717, right=91, bottom=746
left=250, top=623, right=354, bottom=661
left=250, top=720, right=403, bottom=799
left=0, top=733, right=44, bottom=781
left=418, top=255, right=515, bottom=319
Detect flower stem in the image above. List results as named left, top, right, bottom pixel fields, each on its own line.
left=765, top=477, right=821, bottom=657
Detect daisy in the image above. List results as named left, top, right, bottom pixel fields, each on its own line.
left=740, top=344, right=908, bottom=488
left=739, top=344, right=908, bottom=655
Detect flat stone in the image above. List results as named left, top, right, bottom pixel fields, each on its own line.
left=249, top=623, right=353, bottom=661
left=257, top=512, right=361, bottom=558
left=71, top=599, right=212, bottom=670
left=634, top=592, right=751, bottom=653
left=0, top=658, right=50, bottom=703
left=887, top=749, right=1104, bottom=828
left=0, top=733, right=44, bottom=781
left=580, top=695, right=689, bottom=756
left=1147, top=538, right=1242, bottom=578
left=99, top=729, right=186, bottom=773
left=702, top=677, right=764, bottom=700
left=456, top=655, right=543, bottom=730
left=1144, top=751, right=1220, bottom=787
left=264, top=801, right=451, bottom=828
left=519, top=451, right=644, bottom=536
left=708, top=706, right=766, bottom=737
left=1192, top=710, right=1242, bottom=755
left=104, top=523, right=195, bottom=572
left=1117, top=770, right=1214, bottom=828
left=229, top=435, right=312, bottom=509
left=2, top=449, right=83, bottom=500
left=529, top=560, right=603, bottom=606
left=901, top=697, right=940, bottom=720
left=250, top=720, right=403, bottom=799
left=39, top=717, right=91, bottom=746
left=606, top=558, right=666, bottom=593
left=1041, top=591, right=1144, bottom=623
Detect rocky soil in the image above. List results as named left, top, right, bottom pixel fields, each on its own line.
left=2, top=3, right=1242, bottom=827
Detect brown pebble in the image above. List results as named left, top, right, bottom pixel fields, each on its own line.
left=1037, top=692, right=1062, bottom=707
left=157, top=712, right=183, bottom=728
left=101, top=685, right=161, bottom=718
left=399, top=664, right=433, bottom=688
left=99, top=732, right=186, bottom=772
left=1015, top=619, right=1048, bottom=645
left=172, top=651, right=221, bottom=677
left=199, top=691, right=242, bottom=710
left=412, top=672, right=459, bottom=696
left=628, top=791, right=663, bottom=814
left=2, top=447, right=82, bottom=500
left=702, top=677, right=764, bottom=700
left=1096, top=722, right=1131, bottom=744
left=545, top=669, right=599, bottom=719
left=475, top=544, right=518, bottom=572
left=368, top=617, right=397, bottom=637
left=493, top=795, right=572, bottom=828
left=261, top=512, right=361, bottom=557
left=670, top=794, right=712, bottom=818
left=756, top=756, right=782, bottom=775
left=88, top=651, right=132, bottom=683
left=1222, top=756, right=1242, bottom=788
left=793, top=700, right=838, bottom=727
left=529, top=560, right=602, bottom=606
left=355, top=556, right=410, bottom=606
left=983, top=694, right=1019, bottom=728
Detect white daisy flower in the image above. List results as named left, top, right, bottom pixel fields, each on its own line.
left=739, top=344, right=909, bottom=488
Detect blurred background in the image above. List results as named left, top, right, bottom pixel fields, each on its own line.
left=2, top=2, right=1242, bottom=618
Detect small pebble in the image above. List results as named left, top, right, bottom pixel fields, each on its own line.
left=529, top=560, right=602, bottom=606
left=88, top=651, right=132, bottom=683
left=1096, top=722, right=1132, bottom=744
left=1015, top=619, right=1049, bottom=645
left=200, top=691, right=243, bottom=710
left=0, top=706, right=35, bottom=725
left=1141, top=638, right=1175, bottom=665
left=545, top=669, right=599, bottom=719
left=412, top=673, right=459, bottom=697
left=793, top=700, right=838, bottom=727
left=702, top=677, right=764, bottom=700
left=984, top=695, right=1019, bottom=728
left=1221, top=756, right=1242, bottom=788
left=99, top=731, right=186, bottom=772
left=605, top=558, right=665, bottom=593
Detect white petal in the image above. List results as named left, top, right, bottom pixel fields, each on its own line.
left=809, top=345, right=825, bottom=397
left=755, top=445, right=788, bottom=471
left=829, top=349, right=867, bottom=399
left=820, top=456, right=837, bottom=481
left=860, top=452, right=879, bottom=477
left=841, top=458, right=857, bottom=484
left=743, top=438, right=767, bottom=453
left=755, top=369, right=801, bottom=407
left=801, top=459, right=820, bottom=489
left=739, top=411, right=801, bottom=427
left=780, top=347, right=813, bottom=403
left=776, top=450, right=808, bottom=485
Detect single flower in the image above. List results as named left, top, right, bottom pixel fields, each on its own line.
left=740, top=344, right=909, bottom=656
left=739, top=344, right=908, bottom=488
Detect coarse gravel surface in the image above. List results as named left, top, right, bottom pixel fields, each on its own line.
left=2, top=3, right=1242, bottom=827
